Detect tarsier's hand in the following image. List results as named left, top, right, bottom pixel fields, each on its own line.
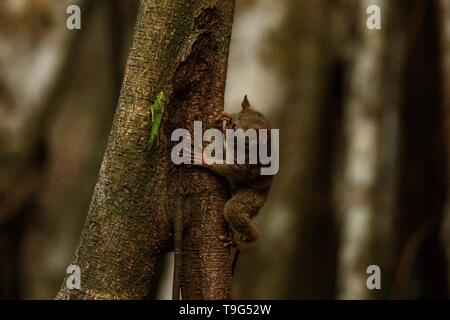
left=215, top=111, right=234, bottom=125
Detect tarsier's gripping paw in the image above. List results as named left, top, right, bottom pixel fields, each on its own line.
left=215, top=111, right=234, bottom=124
left=219, top=215, right=259, bottom=250
left=181, top=145, right=204, bottom=165
left=219, top=235, right=237, bottom=248
left=219, top=234, right=256, bottom=250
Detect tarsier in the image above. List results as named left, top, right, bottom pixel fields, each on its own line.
left=173, top=96, right=274, bottom=299
left=199, top=95, right=273, bottom=249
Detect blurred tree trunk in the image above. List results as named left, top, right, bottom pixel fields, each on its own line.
left=56, top=0, right=235, bottom=300
left=21, top=1, right=139, bottom=299
left=391, top=0, right=448, bottom=299
left=335, top=0, right=405, bottom=299
left=0, top=0, right=90, bottom=299
left=234, top=0, right=351, bottom=299
left=0, top=0, right=140, bottom=299
left=439, top=0, right=450, bottom=293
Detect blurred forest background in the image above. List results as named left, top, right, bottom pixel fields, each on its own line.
left=0, top=0, right=449, bottom=299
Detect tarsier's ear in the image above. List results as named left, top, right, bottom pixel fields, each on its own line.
left=242, top=95, right=251, bottom=110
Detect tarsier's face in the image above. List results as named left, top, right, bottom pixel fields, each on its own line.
left=232, top=109, right=271, bottom=131
left=230, top=102, right=272, bottom=152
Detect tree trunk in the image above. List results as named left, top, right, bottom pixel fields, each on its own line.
left=56, top=0, right=235, bottom=300
left=0, top=0, right=92, bottom=299
left=438, top=0, right=450, bottom=294
left=20, top=1, right=139, bottom=299
left=391, top=0, right=448, bottom=299
left=335, top=0, right=405, bottom=299
left=234, top=0, right=346, bottom=299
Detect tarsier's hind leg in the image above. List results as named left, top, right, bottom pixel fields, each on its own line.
left=223, top=188, right=266, bottom=249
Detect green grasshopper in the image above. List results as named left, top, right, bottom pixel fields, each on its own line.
left=148, top=91, right=166, bottom=150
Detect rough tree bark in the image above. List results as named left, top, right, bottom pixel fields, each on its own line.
left=56, top=0, right=235, bottom=299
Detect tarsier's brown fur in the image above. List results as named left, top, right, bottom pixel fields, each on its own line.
left=194, top=95, right=273, bottom=248
left=173, top=96, right=273, bottom=299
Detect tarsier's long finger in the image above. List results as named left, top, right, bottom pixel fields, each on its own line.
left=219, top=234, right=251, bottom=250
left=181, top=146, right=203, bottom=158
left=219, top=235, right=238, bottom=248
left=180, top=146, right=205, bottom=164
left=183, top=135, right=205, bottom=150
left=215, top=111, right=233, bottom=123
left=192, top=154, right=204, bottom=164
